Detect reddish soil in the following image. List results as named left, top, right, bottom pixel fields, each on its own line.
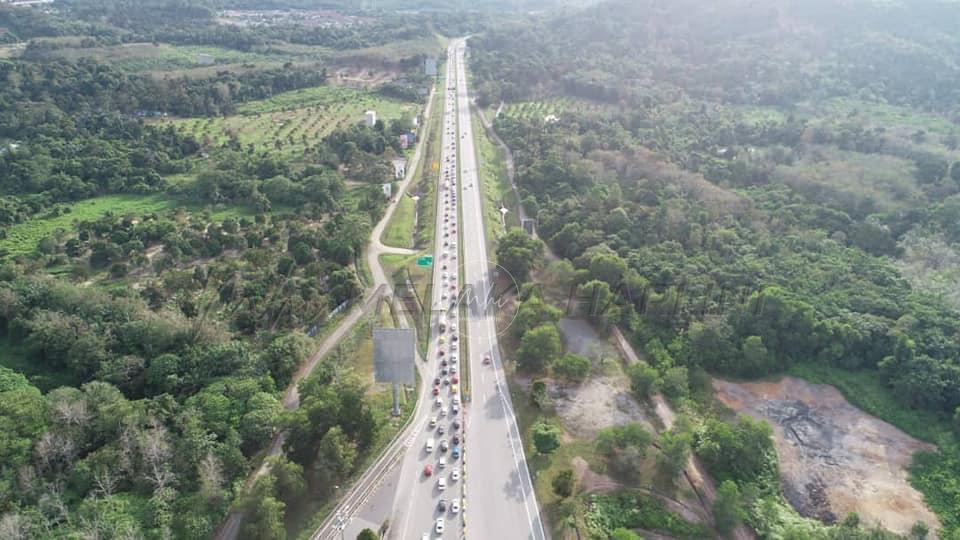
left=713, top=376, right=940, bottom=535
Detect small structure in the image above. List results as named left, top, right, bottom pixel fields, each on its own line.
left=381, top=183, right=393, bottom=198
left=522, top=218, right=536, bottom=236
left=364, top=110, right=377, bottom=128
left=196, top=53, right=215, bottom=66
left=392, top=158, right=407, bottom=179
left=399, top=132, right=417, bottom=149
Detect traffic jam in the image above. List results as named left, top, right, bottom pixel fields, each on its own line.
left=422, top=60, right=464, bottom=540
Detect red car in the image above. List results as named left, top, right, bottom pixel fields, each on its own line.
left=452, top=375, right=460, bottom=384
left=424, top=464, right=433, bottom=476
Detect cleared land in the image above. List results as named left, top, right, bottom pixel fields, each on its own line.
left=713, top=376, right=941, bottom=534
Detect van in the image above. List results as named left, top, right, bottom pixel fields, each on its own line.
left=426, top=438, right=435, bottom=452
left=439, top=456, right=447, bottom=468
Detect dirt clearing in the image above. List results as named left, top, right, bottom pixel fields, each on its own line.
left=713, top=376, right=940, bottom=535
left=552, top=319, right=655, bottom=438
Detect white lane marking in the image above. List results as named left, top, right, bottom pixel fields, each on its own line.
left=454, top=44, right=545, bottom=540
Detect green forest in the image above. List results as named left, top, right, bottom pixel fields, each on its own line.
left=475, top=0, right=960, bottom=538
left=0, top=0, right=442, bottom=538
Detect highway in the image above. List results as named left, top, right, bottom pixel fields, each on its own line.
left=453, top=41, right=546, bottom=540
left=391, top=42, right=467, bottom=540
left=392, top=38, right=546, bottom=540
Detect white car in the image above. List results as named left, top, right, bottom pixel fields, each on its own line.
left=438, top=478, right=446, bottom=491
left=435, top=518, right=445, bottom=533
left=451, top=468, right=460, bottom=481
left=453, top=395, right=460, bottom=406
left=451, top=499, right=460, bottom=514
left=450, top=365, right=458, bottom=374
left=435, top=397, right=443, bottom=408
left=429, top=416, right=437, bottom=427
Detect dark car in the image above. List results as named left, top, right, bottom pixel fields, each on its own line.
left=438, top=499, right=447, bottom=511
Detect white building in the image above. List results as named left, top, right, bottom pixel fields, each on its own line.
left=364, top=110, right=377, bottom=127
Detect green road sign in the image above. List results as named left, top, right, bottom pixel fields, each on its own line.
left=416, top=256, right=434, bottom=267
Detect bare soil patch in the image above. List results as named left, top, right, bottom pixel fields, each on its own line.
left=713, top=376, right=940, bottom=535
left=553, top=375, right=655, bottom=439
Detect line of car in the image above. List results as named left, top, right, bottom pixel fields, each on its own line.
left=421, top=57, right=466, bottom=540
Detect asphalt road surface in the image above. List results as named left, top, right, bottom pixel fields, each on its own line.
left=452, top=41, right=546, bottom=540
left=391, top=43, right=467, bottom=540
left=392, top=38, right=546, bottom=540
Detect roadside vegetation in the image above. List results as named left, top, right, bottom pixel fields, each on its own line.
left=0, top=0, right=443, bottom=537
left=475, top=0, right=960, bottom=537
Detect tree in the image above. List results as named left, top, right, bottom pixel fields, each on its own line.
left=661, top=366, right=689, bottom=400
left=626, top=362, right=660, bottom=399
left=552, top=353, right=590, bottom=381
left=496, top=228, right=544, bottom=283
left=315, top=426, right=357, bottom=484
left=658, top=425, right=691, bottom=480
left=511, top=296, right=561, bottom=339
left=357, top=529, right=378, bottom=540
left=740, top=335, right=773, bottom=376
left=610, top=529, right=642, bottom=540
left=241, top=475, right=286, bottom=540
left=597, top=423, right=652, bottom=478
left=531, top=421, right=562, bottom=454
left=517, top=324, right=562, bottom=372
left=695, top=416, right=775, bottom=484
left=910, top=521, right=930, bottom=540
left=552, top=468, right=575, bottom=498
left=262, top=333, right=311, bottom=388
left=714, top=480, right=743, bottom=536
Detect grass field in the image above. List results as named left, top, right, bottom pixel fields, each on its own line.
left=381, top=194, right=416, bottom=249
left=472, top=112, right=518, bottom=245
left=0, top=194, right=174, bottom=258
left=163, top=86, right=418, bottom=158
left=40, top=42, right=323, bottom=72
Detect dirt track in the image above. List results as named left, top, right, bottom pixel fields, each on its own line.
left=713, top=377, right=941, bottom=535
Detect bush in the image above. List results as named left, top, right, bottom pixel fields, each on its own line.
left=553, top=353, right=591, bottom=381
left=552, top=468, right=575, bottom=498
left=531, top=421, right=562, bottom=454
left=626, top=362, right=659, bottom=399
